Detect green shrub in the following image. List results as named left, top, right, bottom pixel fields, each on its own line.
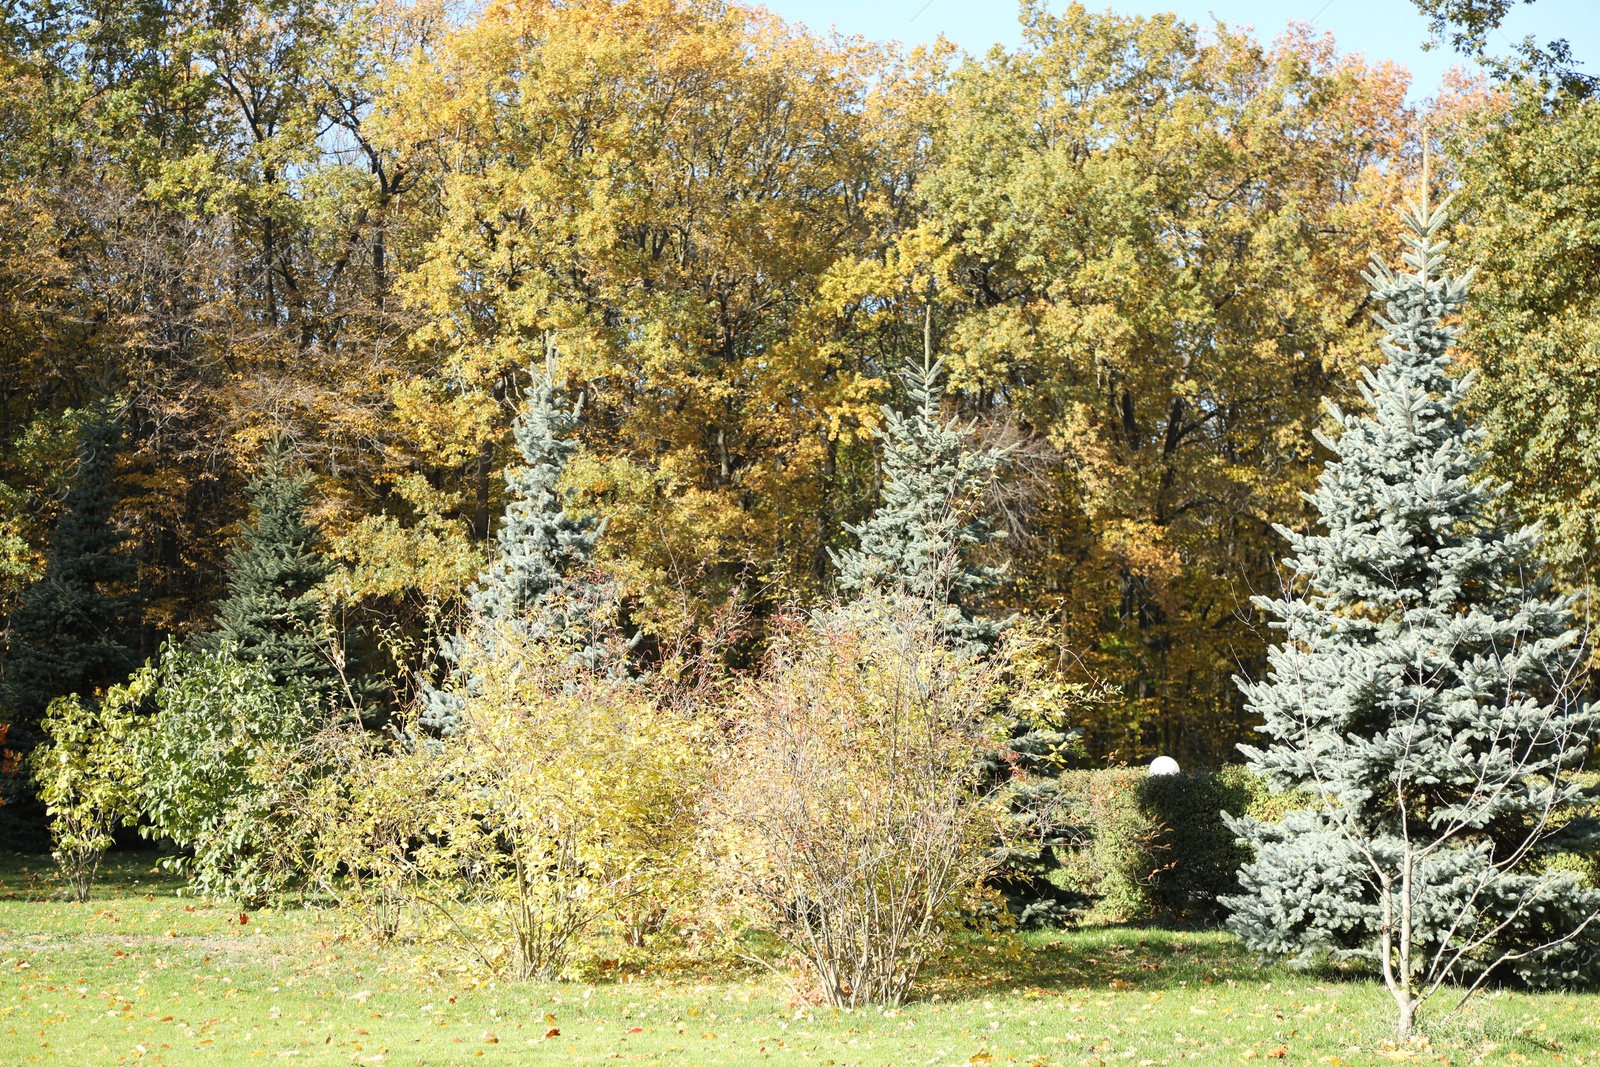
left=30, top=682, right=147, bottom=901
left=1051, top=770, right=1155, bottom=924
left=133, top=642, right=316, bottom=906
left=290, top=725, right=433, bottom=941
left=1052, top=766, right=1294, bottom=926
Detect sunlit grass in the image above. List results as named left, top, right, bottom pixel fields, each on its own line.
left=0, top=855, right=1594, bottom=1065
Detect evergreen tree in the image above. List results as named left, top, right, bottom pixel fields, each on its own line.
left=981, top=725, right=1091, bottom=928
left=0, top=402, right=140, bottom=848
left=833, top=341, right=1088, bottom=926
left=2, top=402, right=140, bottom=734
left=213, top=444, right=333, bottom=693
left=420, top=359, right=605, bottom=734
left=1222, top=198, right=1600, bottom=1041
left=830, top=351, right=1008, bottom=651
left=467, top=365, right=600, bottom=625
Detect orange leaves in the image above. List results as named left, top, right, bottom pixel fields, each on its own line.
left=0, top=722, right=17, bottom=778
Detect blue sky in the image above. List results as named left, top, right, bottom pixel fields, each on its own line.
left=759, top=0, right=1600, bottom=100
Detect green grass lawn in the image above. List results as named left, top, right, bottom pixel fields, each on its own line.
left=0, top=855, right=1595, bottom=1067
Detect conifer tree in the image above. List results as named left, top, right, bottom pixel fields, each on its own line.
left=2, top=402, right=140, bottom=734
left=213, top=444, right=332, bottom=693
left=831, top=320, right=1009, bottom=651
left=467, top=364, right=600, bottom=626
left=0, top=402, right=139, bottom=848
left=420, top=358, right=605, bottom=734
left=1222, top=196, right=1600, bottom=1041
left=832, top=328, right=1089, bottom=926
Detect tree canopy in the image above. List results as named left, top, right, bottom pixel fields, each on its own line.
left=1, top=0, right=1591, bottom=767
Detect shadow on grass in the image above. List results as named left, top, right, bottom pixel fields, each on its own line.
left=0, top=850, right=185, bottom=902
left=923, top=923, right=1377, bottom=1000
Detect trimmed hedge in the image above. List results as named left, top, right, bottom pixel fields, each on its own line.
left=1052, top=766, right=1299, bottom=926
left=1048, top=767, right=1600, bottom=929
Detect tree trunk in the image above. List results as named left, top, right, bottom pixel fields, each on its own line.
left=473, top=443, right=492, bottom=542
left=1395, top=991, right=1415, bottom=1045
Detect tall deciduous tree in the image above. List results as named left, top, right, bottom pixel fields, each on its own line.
left=901, top=4, right=1413, bottom=761
left=1410, top=0, right=1594, bottom=93
left=378, top=0, right=926, bottom=634
left=0, top=0, right=1430, bottom=749
left=1451, top=86, right=1600, bottom=592
left=1223, top=199, right=1600, bottom=1042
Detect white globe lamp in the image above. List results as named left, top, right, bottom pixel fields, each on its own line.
left=1149, top=755, right=1180, bottom=776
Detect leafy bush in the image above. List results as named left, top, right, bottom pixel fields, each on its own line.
left=289, top=725, right=435, bottom=940
left=711, top=596, right=1045, bottom=1007
left=133, top=643, right=317, bottom=905
left=30, top=681, right=147, bottom=901
left=413, top=619, right=705, bottom=980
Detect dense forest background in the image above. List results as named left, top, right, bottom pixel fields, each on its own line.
left=1, top=0, right=1596, bottom=766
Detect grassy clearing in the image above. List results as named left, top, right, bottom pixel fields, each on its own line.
left=0, top=856, right=1595, bottom=1066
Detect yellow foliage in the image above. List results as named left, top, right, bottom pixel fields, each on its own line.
left=378, top=0, right=928, bottom=620
left=414, top=621, right=708, bottom=979
left=827, top=4, right=1418, bottom=759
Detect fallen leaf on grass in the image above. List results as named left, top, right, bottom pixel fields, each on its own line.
left=1268, top=1047, right=1288, bottom=1059
left=545, top=1027, right=560, bottom=1038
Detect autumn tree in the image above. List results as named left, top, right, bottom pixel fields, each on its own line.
left=1449, top=86, right=1600, bottom=592
left=0, top=0, right=1432, bottom=753
left=897, top=3, right=1413, bottom=761
left=1411, top=0, right=1595, bottom=93
left=378, top=0, right=928, bottom=637
left=0, top=0, right=447, bottom=684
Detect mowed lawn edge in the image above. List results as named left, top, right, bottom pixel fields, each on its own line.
left=0, top=856, right=1592, bottom=1067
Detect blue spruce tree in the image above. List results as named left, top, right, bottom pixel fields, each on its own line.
left=420, top=358, right=605, bottom=734
left=466, top=367, right=599, bottom=626
left=830, top=346, right=1008, bottom=652
left=833, top=331, right=1083, bottom=926
left=1222, top=195, right=1600, bottom=1042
